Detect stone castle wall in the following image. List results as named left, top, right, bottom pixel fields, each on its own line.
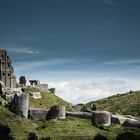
left=0, top=49, right=16, bottom=88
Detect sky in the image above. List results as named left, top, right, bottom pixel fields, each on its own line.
left=0, top=0, right=140, bottom=104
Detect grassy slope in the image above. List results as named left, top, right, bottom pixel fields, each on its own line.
left=1, top=105, right=140, bottom=140
left=86, top=91, right=140, bottom=117
left=0, top=106, right=37, bottom=140
left=29, top=92, right=74, bottom=111
left=24, top=87, right=74, bottom=111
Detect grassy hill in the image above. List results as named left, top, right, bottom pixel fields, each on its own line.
left=0, top=106, right=37, bottom=140
left=86, top=90, right=140, bottom=117
left=24, top=87, right=74, bottom=111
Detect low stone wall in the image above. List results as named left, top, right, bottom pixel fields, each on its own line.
left=28, top=108, right=48, bottom=120
left=66, top=111, right=92, bottom=119
left=36, top=84, right=48, bottom=92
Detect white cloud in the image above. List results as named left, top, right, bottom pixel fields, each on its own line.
left=48, top=78, right=139, bottom=105
left=8, top=48, right=39, bottom=55
left=103, top=59, right=140, bottom=65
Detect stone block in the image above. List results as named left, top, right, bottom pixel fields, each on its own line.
left=92, top=111, right=111, bottom=126
left=28, top=108, right=48, bottom=120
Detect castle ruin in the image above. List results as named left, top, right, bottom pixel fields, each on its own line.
left=0, top=49, right=16, bottom=88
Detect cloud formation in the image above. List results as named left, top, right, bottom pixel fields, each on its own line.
left=48, top=79, right=138, bottom=104
left=8, top=48, right=39, bottom=55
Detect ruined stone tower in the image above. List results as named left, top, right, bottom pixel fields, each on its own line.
left=0, top=49, right=16, bottom=88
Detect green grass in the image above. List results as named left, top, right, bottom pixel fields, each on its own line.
left=25, top=87, right=74, bottom=111
left=86, top=90, right=140, bottom=117
left=35, top=118, right=140, bottom=140
left=0, top=105, right=140, bottom=140
left=0, top=106, right=37, bottom=140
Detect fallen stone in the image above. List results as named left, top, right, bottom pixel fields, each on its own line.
left=111, top=114, right=127, bottom=124
left=48, top=105, right=66, bottom=119
left=28, top=108, right=48, bottom=120
left=66, top=111, right=92, bottom=119
left=92, top=111, right=111, bottom=126
left=123, top=119, right=140, bottom=128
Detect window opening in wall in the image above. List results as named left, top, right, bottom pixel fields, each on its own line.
left=3, top=73, right=5, bottom=76
left=7, top=63, right=10, bottom=67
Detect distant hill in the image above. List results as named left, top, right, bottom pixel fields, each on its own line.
left=86, top=90, right=140, bottom=117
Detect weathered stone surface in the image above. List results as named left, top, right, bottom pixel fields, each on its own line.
left=5, top=94, right=15, bottom=103
left=92, top=111, right=111, bottom=126
left=36, top=84, right=48, bottom=92
left=48, top=105, right=66, bottom=119
left=123, top=119, right=140, bottom=128
left=66, top=111, right=92, bottom=119
left=0, top=81, right=22, bottom=96
left=111, top=114, right=127, bottom=124
left=11, top=93, right=29, bottom=118
left=28, top=108, right=48, bottom=120
left=124, top=115, right=135, bottom=119
left=0, top=49, right=16, bottom=88
left=29, top=92, right=41, bottom=99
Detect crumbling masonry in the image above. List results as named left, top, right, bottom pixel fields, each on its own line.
left=0, top=49, right=16, bottom=88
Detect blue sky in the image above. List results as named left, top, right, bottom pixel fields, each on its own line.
left=1, top=0, right=140, bottom=104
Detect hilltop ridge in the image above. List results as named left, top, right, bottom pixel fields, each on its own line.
left=86, top=90, right=140, bottom=117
